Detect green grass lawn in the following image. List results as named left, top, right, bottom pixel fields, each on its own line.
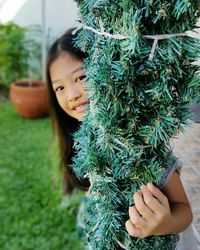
left=0, top=101, right=84, bottom=250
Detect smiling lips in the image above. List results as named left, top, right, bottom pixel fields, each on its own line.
left=73, top=101, right=89, bottom=113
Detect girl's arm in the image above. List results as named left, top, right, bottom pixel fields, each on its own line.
left=125, top=171, right=193, bottom=237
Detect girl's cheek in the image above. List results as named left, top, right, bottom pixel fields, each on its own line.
left=57, top=96, right=66, bottom=110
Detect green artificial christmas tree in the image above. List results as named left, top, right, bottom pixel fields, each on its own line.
left=71, top=1, right=200, bottom=249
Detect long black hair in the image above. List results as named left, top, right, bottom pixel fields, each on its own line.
left=46, top=28, right=90, bottom=194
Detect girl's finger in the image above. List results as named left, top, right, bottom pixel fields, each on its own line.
left=134, top=191, right=154, bottom=218
left=125, top=219, right=143, bottom=237
left=140, top=184, right=163, bottom=213
left=146, top=183, right=169, bottom=207
left=129, top=206, right=146, bottom=228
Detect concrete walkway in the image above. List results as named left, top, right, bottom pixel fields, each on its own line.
left=170, top=120, right=200, bottom=249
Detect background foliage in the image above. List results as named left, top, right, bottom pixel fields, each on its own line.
left=0, top=101, right=84, bottom=250
left=0, top=22, right=42, bottom=89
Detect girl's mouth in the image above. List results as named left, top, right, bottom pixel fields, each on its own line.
left=74, top=104, right=88, bottom=113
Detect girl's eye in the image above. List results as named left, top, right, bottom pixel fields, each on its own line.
left=55, top=86, right=64, bottom=92
left=76, top=75, right=86, bottom=83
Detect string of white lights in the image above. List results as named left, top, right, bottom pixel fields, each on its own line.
left=73, top=23, right=200, bottom=61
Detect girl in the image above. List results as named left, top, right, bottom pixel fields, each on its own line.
left=46, top=28, right=198, bottom=249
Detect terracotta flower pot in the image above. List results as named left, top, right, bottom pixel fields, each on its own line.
left=10, top=79, right=49, bottom=119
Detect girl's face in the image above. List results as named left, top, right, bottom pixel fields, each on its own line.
left=50, top=52, right=89, bottom=121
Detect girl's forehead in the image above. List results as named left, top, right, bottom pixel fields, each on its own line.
left=50, top=52, right=83, bottom=78
left=56, top=52, right=82, bottom=67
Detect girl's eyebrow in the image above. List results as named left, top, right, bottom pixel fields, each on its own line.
left=52, top=66, right=84, bottom=85
left=52, top=79, right=62, bottom=84
left=71, top=66, right=84, bottom=74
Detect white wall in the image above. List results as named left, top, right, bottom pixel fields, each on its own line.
left=13, top=0, right=79, bottom=38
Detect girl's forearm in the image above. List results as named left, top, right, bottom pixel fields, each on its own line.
left=157, top=203, right=193, bottom=235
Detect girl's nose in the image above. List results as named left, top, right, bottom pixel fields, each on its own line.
left=67, top=86, right=82, bottom=102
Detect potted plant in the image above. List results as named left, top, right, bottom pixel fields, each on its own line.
left=0, top=22, right=48, bottom=118
left=10, top=79, right=48, bottom=119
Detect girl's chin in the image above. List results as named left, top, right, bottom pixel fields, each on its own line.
left=75, top=111, right=88, bottom=121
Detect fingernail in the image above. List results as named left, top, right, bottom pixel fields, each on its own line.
left=140, top=184, right=145, bottom=190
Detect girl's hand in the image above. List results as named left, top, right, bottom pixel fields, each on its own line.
left=125, top=183, right=172, bottom=238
